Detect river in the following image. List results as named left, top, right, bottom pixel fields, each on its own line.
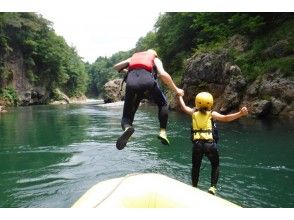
left=0, top=101, right=293, bottom=208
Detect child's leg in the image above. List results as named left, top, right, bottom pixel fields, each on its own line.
left=192, top=142, right=204, bottom=187
left=205, top=143, right=220, bottom=187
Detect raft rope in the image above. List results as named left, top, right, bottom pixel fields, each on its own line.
left=93, top=173, right=141, bottom=207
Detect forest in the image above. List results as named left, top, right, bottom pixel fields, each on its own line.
left=0, top=12, right=293, bottom=105
left=0, top=13, right=88, bottom=105
left=87, top=13, right=293, bottom=98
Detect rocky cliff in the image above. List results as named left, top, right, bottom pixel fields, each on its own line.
left=0, top=50, right=85, bottom=106
left=1, top=50, right=50, bottom=106
left=176, top=49, right=293, bottom=118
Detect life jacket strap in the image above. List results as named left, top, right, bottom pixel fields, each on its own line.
left=120, top=72, right=128, bottom=91
left=191, top=129, right=212, bottom=134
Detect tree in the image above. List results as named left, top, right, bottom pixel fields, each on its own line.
left=0, top=12, right=89, bottom=104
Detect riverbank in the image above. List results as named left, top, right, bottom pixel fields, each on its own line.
left=49, top=96, right=102, bottom=105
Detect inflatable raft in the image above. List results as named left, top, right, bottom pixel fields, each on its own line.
left=72, top=173, right=240, bottom=208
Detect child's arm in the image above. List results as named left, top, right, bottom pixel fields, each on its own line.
left=177, top=95, right=194, bottom=116
left=212, top=107, right=248, bottom=122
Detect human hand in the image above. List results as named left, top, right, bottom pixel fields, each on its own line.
left=176, top=88, right=184, bottom=96
left=119, top=68, right=128, bottom=74
left=240, top=107, right=248, bottom=116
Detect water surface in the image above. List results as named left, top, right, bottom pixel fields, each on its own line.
left=0, top=102, right=293, bottom=207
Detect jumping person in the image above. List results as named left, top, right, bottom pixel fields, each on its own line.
left=177, top=92, right=248, bottom=195
left=113, top=49, right=184, bottom=150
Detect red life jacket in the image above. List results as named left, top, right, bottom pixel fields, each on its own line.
left=128, top=52, right=156, bottom=72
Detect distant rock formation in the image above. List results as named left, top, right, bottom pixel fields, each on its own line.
left=1, top=50, right=87, bottom=106
left=6, top=50, right=50, bottom=105
left=102, top=79, right=125, bottom=103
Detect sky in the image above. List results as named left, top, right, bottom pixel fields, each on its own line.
left=39, top=10, right=160, bottom=63
left=1, top=0, right=293, bottom=63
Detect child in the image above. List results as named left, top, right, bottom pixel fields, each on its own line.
left=177, top=92, right=248, bottom=195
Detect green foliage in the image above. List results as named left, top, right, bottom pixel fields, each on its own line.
left=87, top=57, right=119, bottom=96
left=108, top=50, right=132, bottom=66
left=232, top=17, right=293, bottom=81
left=236, top=55, right=294, bottom=82
left=228, top=14, right=265, bottom=35
left=150, top=12, right=293, bottom=81
left=264, top=57, right=294, bottom=77
left=149, top=13, right=266, bottom=75
left=0, top=86, right=18, bottom=105
left=2, top=12, right=290, bottom=103
left=86, top=50, right=133, bottom=97
left=63, top=49, right=88, bottom=97
left=0, top=12, right=88, bottom=101
left=155, top=13, right=198, bottom=72
left=135, top=31, right=158, bottom=52
left=194, top=40, right=227, bottom=55
left=0, top=63, right=13, bottom=86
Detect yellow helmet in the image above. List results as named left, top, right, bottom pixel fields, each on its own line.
left=195, top=92, right=214, bottom=110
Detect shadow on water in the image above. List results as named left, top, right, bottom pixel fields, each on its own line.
left=0, top=103, right=293, bottom=207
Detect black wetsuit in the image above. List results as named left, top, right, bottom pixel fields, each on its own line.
left=191, top=140, right=219, bottom=188
left=121, top=69, right=168, bottom=130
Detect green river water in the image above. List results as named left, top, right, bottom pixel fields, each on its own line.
left=0, top=101, right=293, bottom=208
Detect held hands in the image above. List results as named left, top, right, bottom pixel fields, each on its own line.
left=176, top=88, right=184, bottom=96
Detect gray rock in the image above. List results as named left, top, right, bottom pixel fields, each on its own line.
left=178, top=48, right=293, bottom=119
left=51, top=88, right=70, bottom=104
left=102, top=79, right=125, bottom=103
left=184, top=51, right=231, bottom=86
left=220, top=70, right=246, bottom=113
left=246, top=79, right=260, bottom=97
left=250, top=100, right=272, bottom=118
left=259, top=71, right=294, bottom=102
left=271, top=97, right=286, bottom=115
left=280, top=101, right=294, bottom=118
left=228, top=34, right=250, bottom=52
left=181, top=51, right=248, bottom=113
left=262, top=40, right=293, bottom=59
